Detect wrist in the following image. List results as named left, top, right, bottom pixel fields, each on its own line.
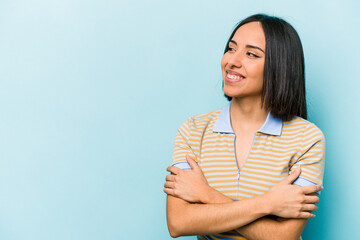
left=257, top=193, right=273, bottom=215
left=200, top=186, right=233, bottom=204
left=199, top=185, right=217, bottom=203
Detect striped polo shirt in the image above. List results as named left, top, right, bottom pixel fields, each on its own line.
left=171, top=102, right=325, bottom=240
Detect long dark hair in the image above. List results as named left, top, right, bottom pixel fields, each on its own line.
left=224, top=14, right=307, bottom=120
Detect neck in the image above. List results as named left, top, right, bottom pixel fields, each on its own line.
left=230, top=96, right=269, bottom=133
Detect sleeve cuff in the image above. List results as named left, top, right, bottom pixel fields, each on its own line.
left=293, top=176, right=322, bottom=195
left=172, top=161, right=191, bottom=169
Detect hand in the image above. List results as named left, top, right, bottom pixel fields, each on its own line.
left=265, top=166, right=323, bottom=219
left=164, top=155, right=212, bottom=203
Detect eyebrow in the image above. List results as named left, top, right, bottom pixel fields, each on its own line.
left=229, top=40, right=265, bottom=53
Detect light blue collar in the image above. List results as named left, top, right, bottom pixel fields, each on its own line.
left=213, top=102, right=283, bottom=136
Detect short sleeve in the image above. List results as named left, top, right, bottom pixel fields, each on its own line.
left=171, top=118, right=198, bottom=170
left=292, top=123, right=325, bottom=193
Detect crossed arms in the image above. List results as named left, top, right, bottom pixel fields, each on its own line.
left=165, top=155, right=322, bottom=239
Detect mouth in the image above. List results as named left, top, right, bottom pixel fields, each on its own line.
left=225, top=70, right=245, bottom=83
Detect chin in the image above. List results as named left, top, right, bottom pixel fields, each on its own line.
left=223, top=88, right=242, bottom=98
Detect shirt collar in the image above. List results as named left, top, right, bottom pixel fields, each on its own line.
left=213, top=102, right=233, bottom=133
left=213, top=102, right=283, bottom=136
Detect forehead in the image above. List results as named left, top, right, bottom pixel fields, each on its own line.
left=231, top=22, right=265, bottom=49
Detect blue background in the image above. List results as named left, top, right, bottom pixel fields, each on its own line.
left=0, top=0, right=359, bottom=239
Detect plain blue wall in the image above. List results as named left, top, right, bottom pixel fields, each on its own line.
left=0, top=0, right=359, bottom=239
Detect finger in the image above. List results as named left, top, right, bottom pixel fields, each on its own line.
left=165, top=174, right=175, bottom=182
left=296, top=212, right=316, bottom=219
left=186, top=154, right=199, bottom=170
left=163, top=188, right=175, bottom=196
left=301, top=204, right=318, bottom=212
left=304, top=195, right=320, bottom=204
left=166, top=166, right=181, bottom=175
left=301, top=184, right=323, bottom=195
left=164, top=181, right=175, bottom=189
left=307, top=192, right=318, bottom=196
left=280, top=165, right=301, bottom=185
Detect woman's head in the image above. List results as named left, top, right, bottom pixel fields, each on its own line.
left=222, top=14, right=306, bottom=120
left=221, top=21, right=266, bottom=107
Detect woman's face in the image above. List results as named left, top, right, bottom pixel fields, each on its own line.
left=221, top=21, right=266, bottom=99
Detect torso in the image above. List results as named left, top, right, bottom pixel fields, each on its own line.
left=172, top=107, right=325, bottom=240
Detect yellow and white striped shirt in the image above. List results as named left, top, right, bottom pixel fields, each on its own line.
left=171, top=102, right=325, bottom=240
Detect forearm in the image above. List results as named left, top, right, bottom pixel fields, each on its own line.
left=203, top=188, right=307, bottom=240
left=236, top=217, right=307, bottom=240
left=166, top=194, right=270, bottom=237
left=165, top=158, right=319, bottom=238
left=200, top=185, right=233, bottom=204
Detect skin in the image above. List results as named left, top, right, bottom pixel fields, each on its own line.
left=165, top=22, right=322, bottom=239
left=165, top=156, right=320, bottom=239
left=221, top=21, right=268, bottom=170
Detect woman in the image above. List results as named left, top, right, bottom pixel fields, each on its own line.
left=164, top=14, right=325, bottom=240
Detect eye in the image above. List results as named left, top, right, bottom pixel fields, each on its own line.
left=246, top=52, right=260, bottom=58
left=227, top=47, right=236, bottom=53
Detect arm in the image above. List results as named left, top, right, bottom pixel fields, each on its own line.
left=236, top=217, right=308, bottom=240
left=198, top=180, right=311, bottom=240
left=239, top=124, right=326, bottom=240
left=165, top=158, right=320, bottom=238
left=196, top=187, right=310, bottom=240
left=166, top=192, right=271, bottom=238
left=165, top=156, right=321, bottom=239
left=166, top=158, right=272, bottom=237
left=202, top=183, right=317, bottom=240
left=166, top=120, right=323, bottom=238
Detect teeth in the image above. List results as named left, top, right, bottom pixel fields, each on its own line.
left=227, top=73, right=242, bottom=79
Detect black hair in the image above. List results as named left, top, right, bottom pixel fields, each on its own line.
left=224, top=14, right=307, bottom=120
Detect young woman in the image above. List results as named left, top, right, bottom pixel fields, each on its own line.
left=164, top=14, right=325, bottom=240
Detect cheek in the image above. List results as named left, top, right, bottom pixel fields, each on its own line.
left=249, top=62, right=265, bottom=79
left=221, top=54, right=228, bottom=70
left=221, top=56, right=228, bottom=77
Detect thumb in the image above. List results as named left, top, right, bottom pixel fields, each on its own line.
left=280, top=165, right=301, bottom=185
left=186, top=154, right=199, bottom=170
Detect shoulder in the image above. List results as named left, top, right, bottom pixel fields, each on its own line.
left=283, top=116, right=325, bottom=142
left=178, top=108, right=222, bottom=132
left=189, top=109, right=221, bottom=125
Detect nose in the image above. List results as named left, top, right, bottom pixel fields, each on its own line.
left=228, top=52, right=243, bottom=68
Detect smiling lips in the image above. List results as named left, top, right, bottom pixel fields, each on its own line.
left=225, top=70, right=245, bottom=83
